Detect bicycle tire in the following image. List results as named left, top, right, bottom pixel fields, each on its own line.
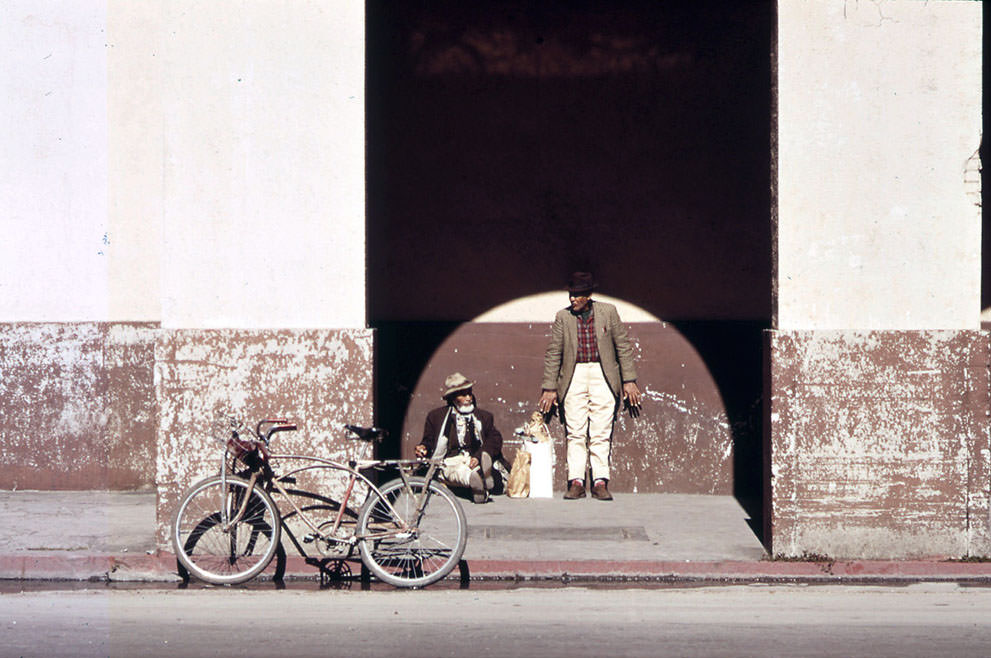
left=171, top=475, right=281, bottom=585
left=357, top=476, right=467, bottom=588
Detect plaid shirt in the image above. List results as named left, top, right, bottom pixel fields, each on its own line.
left=575, top=306, right=599, bottom=363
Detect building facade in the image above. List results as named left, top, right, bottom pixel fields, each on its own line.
left=0, top=1, right=984, bottom=557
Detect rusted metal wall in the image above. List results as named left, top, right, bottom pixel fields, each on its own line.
left=154, top=329, right=374, bottom=544
left=0, top=323, right=158, bottom=490
left=766, top=330, right=991, bottom=559
left=400, top=322, right=763, bottom=495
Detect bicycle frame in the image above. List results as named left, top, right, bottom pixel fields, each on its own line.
left=219, top=439, right=445, bottom=548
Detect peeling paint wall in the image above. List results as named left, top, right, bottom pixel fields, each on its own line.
left=0, top=323, right=157, bottom=490
left=154, top=329, right=374, bottom=545
left=766, top=330, right=991, bottom=559
left=401, top=323, right=761, bottom=495
left=0, top=323, right=375, bottom=544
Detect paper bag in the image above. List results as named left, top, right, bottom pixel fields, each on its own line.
left=505, top=450, right=531, bottom=498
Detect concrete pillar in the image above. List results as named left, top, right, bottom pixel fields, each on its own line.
left=769, top=1, right=986, bottom=558
left=0, top=3, right=372, bottom=546
left=0, top=2, right=159, bottom=489
left=128, top=1, right=372, bottom=540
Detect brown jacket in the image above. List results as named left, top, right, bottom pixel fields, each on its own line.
left=541, top=300, right=638, bottom=402
left=420, top=405, right=504, bottom=461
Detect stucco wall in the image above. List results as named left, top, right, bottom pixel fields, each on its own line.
left=3, top=1, right=367, bottom=328
left=766, top=330, right=990, bottom=559
left=1, top=2, right=111, bottom=321
left=767, top=1, right=985, bottom=558
left=0, top=323, right=158, bottom=490
left=2, top=2, right=369, bottom=514
left=775, top=1, right=982, bottom=330
left=154, top=328, right=374, bottom=545
left=153, top=0, right=366, bottom=329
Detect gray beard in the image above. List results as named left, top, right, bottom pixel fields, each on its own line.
left=456, top=403, right=475, bottom=415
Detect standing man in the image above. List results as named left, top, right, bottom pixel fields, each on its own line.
left=538, top=272, right=642, bottom=500
left=416, top=372, right=503, bottom=503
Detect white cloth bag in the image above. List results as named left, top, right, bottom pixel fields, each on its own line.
left=525, top=440, right=553, bottom=498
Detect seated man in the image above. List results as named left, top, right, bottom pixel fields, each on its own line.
left=415, top=372, right=503, bottom=503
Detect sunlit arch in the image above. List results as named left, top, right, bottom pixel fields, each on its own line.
left=399, top=293, right=737, bottom=494
left=473, top=291, right=663, bottom=323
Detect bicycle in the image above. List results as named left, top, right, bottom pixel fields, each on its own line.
left=170, top=418, right=468, bottom=588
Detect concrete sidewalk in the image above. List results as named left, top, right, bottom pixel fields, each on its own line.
left=2, top=490, right=991, bottom=583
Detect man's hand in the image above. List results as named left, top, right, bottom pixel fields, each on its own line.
left=538, top=390, right=558, bottom=414
left=622, top=382, right=642, bottom=408
left=414, top=444, right=428, bottom=458
left=469, top=456, right=479, bottom=470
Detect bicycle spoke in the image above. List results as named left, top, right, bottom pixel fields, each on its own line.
left=172, top=477, right=281, bottom=585
left=357, top=477, right=466, bottom=587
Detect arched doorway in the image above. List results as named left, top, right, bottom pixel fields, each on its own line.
left=367, top=0, right=772, bottom=529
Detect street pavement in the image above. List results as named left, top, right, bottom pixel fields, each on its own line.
left=7, top=585, right=991, bottom=657
left=2, top=489, right=991, bottom=584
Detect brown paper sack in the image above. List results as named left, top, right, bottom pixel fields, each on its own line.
left=505, top=450, right=531, bottom=498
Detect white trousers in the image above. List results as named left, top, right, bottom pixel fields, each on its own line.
left=441, top=454, right=476, bottom=488
left=563, top=362, right=615, bottom=482
left=440, top=453, right=492, bottom=490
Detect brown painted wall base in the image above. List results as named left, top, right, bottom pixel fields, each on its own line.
left=0, top=323, right=158, bottom=490
left=154, top=328, right=375, bottom=544
left=0, top=324, right=376, bottom=550
left=765, top=330, right=991, bottom=559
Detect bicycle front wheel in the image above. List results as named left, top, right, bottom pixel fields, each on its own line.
left=171, top=475, right=281, bottom=585
left=357, top=476, right=467, bottom=588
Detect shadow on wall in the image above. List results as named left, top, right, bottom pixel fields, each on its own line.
left=366, top=0, right=772, bottom=324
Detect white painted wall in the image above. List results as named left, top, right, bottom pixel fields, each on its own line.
left=157, top=1, right=365, bottom=329
left=1, top=1, right=109, bottom=321
left=5, top=1, right=979, bottom=331
left=108, top=2, right=164, bottom=321
left=2, top=1, right=366, bottom=328
left=775, top=0, right=982, bottom=330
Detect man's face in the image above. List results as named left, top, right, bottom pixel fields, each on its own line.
left=453, top=391, right=473, bottom=407
left=569, top=293, right=591, bottom=313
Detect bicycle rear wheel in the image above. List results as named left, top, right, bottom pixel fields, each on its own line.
left=357, top=476, right=467, bottom=588
left=171, top=475, right=281, bottom=585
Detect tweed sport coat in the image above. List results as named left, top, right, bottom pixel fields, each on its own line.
left=541, top=300, right=638, bottom=402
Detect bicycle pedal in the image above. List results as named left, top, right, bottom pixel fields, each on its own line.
left=303, top=532, right=318, bottom=544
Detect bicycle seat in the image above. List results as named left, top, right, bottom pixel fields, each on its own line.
left=345, top=425, right=388, bottom=441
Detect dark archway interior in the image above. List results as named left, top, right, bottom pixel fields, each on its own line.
left=367, top=0, right=772, bottom=526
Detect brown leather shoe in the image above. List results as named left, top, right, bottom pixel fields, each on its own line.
left=591, top=480, right=613, bottom=501
left=563, top=480, right=586, bottom=499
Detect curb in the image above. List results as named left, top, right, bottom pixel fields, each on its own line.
left=0, top=553, right=180, bottom=582
left=463, top=559, right=991, bottom=582
left=4, top=553, right=991, bottom=584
